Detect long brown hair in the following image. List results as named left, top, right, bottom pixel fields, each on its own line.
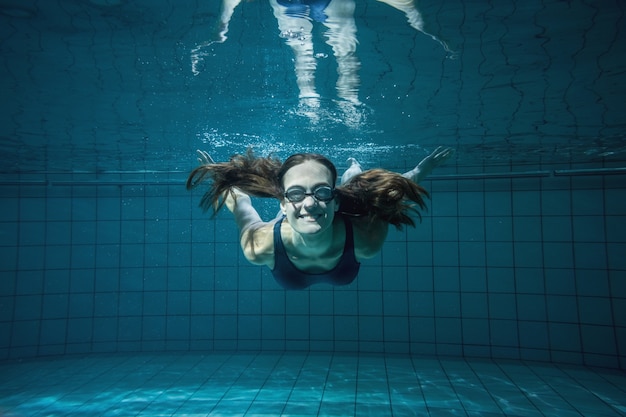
left=337, top=169, right=428, bottom=228
left=186, top=150, right=428, bottom=229
left=186, top=148, right=283, bottom=213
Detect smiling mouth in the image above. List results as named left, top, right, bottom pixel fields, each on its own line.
left=299, top=214, right=321, bottom=221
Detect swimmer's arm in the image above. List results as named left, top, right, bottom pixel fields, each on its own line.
left=402, top=146, right=454, bottom=183
left=225, top=188, right=274, bottom=266
left=224, top=188, right=262, bottom=231
left=193, top=150, right=273, bottom=265
left=352, top=218, right=389, bottom=260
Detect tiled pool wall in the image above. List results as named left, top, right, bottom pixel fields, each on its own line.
left=0, top=169, right=624, bottom=369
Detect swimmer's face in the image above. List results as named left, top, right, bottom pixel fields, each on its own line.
left=280, top=160, right=338, bottom=235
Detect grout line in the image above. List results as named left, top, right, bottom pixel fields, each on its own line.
left=3, top=166, right=626, bottom=187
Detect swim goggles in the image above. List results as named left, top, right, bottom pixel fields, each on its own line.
left=284, top=185, right=335, bottom=203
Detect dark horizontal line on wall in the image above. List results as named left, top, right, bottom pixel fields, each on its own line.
left=431, top=167, right=626, bottom=180
left=553, top=167, right=626, bottom=176
left=429, top=171, right=552, bottom=180
left=1, top=167, right=625, bottom=186
left=0, top=179, right=186, bottom=186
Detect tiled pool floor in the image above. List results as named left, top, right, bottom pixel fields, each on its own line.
left=0, top=352, right=624, bottom=416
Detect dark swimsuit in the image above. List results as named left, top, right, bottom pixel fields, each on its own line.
left=271, top=215, right=361, bottom=290
left=276, top=0, right=333, bottom=23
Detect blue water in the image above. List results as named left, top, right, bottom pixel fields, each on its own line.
left=1, top=0, right=625, bottom=171
left=1, top=0, right=625, bottom=415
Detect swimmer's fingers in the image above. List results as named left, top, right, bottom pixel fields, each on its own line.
left=431, top=146, right=454, bottom=163
left=196, top=149, right=216, bottom=165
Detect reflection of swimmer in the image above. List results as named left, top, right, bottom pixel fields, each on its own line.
left=377, top=0, right=452, bottom=53
left=191, top=0, right=451, bottom=105
left=270, top=0, right=360, bottom=106
left=276, top=0, right=333, bottom=23
left=190, top=0, right=240, bottom=76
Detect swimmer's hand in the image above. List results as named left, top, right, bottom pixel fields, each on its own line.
left=418, top=146, right=454, bottom=174
left=196, top=149, right=216, bottom=165
left=404, top=146, right=454, bottom=183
